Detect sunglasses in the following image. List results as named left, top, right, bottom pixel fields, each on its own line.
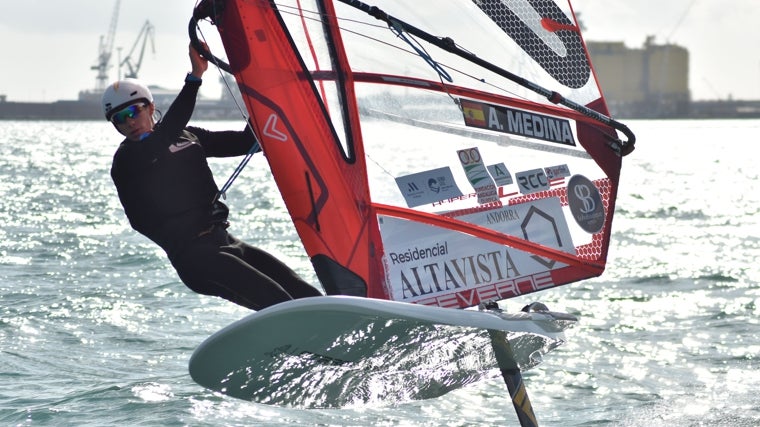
left=111, top=104, right=147, bottom=125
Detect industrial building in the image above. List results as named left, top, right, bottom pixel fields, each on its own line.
left=588, top=37, right=760, bottom=118
left=588, top=37, right=690, bottom=118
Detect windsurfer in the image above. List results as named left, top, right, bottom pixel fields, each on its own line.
left=105, top=43, right=323, bottom=310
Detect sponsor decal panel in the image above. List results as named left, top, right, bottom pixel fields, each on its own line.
left=567, top=174, right=605, bottom=233
left=487, top=162, right=513, bottom=186
left=544, top=164, right=571, bottom=180
left=379, top=197, right=576, bottom=307
left=457, top=147, right=499, bottom=204
left=515, top=168, right=550, bottom=194
left=395, top=167, right=463, bottom=208
left=459, top=99, right=576, bottom=146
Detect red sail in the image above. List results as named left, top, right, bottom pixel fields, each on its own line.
left=207, top=0, right=632, bottom=308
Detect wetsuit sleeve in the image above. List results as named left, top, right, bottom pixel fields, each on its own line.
left=187, top=125, right=258, bottom=158
left=151, top=78, right=203, bottom=143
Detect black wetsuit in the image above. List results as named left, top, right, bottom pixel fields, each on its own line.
left=110, top=76, right=322, bottom=310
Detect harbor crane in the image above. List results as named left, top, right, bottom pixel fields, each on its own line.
left=91, top=0, right=121, bottom=92
left=119, top=21, right=155, bottom=80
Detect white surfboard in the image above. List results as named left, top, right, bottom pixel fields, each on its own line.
left=189, top=296, right=576, bottom=408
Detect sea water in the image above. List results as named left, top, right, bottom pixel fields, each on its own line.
left=0, top=119, right=758, bottom=426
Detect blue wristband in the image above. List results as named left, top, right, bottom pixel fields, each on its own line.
left=185, top=73, right=202, bottom=83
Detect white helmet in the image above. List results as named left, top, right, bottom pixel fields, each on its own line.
left=102, top=78, right=153, bottom=121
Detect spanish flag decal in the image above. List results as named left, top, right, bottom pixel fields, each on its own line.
left=460, top=100, right=486, bottom=127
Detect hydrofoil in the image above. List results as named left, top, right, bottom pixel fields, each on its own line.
left=189, top=296, right=576, bottom=413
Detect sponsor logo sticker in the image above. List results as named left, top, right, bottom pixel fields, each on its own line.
left=567, top=175, right=605, bottom=233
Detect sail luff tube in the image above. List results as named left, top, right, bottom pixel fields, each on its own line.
left=201, top=0, right=384, bottom=298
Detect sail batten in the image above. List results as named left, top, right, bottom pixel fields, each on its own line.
left=200, top=0, right=633, bottom=309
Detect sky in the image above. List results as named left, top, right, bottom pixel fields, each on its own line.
left=1, top=0, right=758, bottom=103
